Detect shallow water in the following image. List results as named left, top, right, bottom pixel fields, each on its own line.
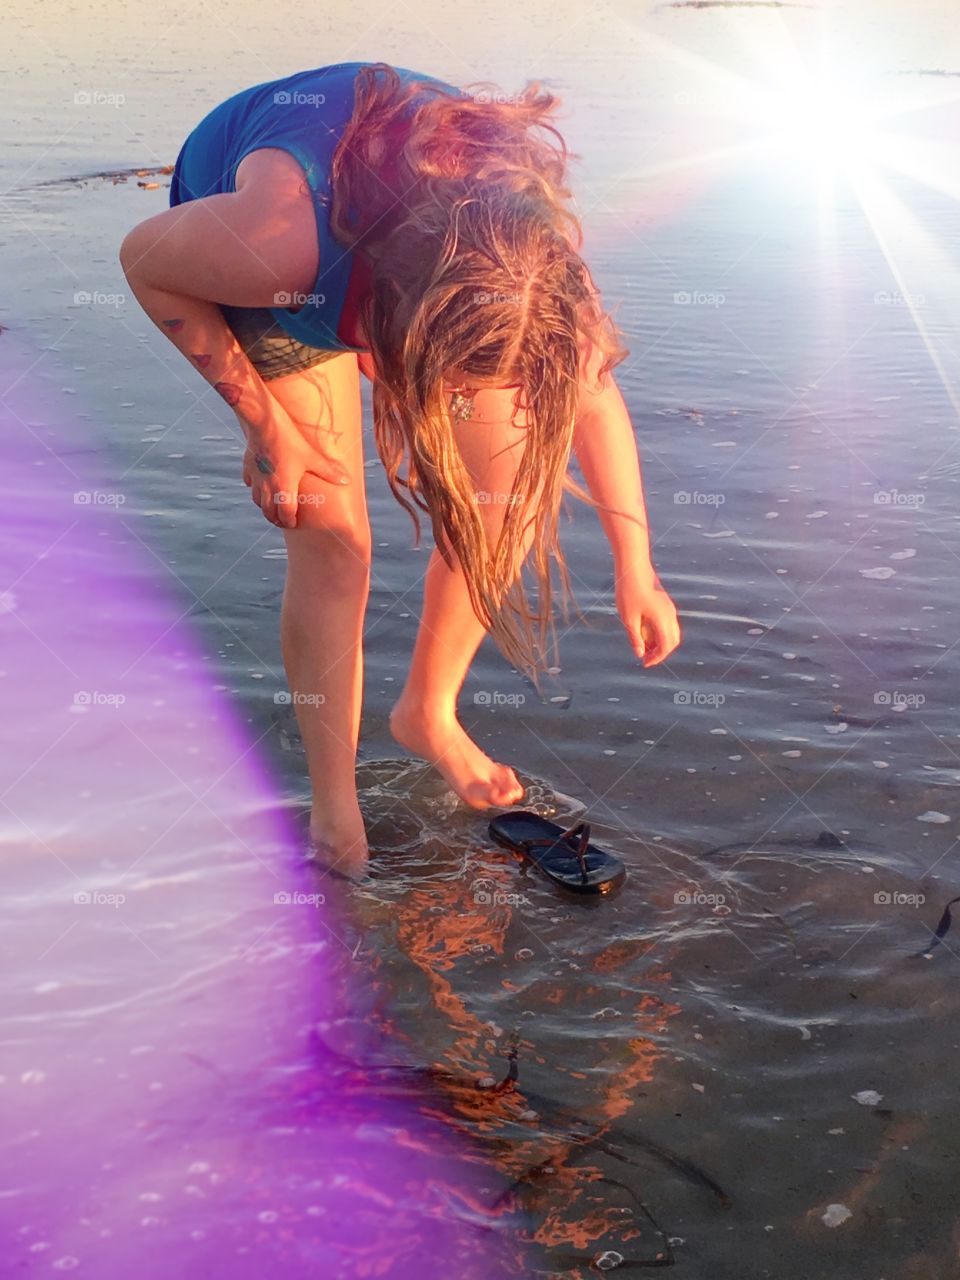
left=4, top=2, right=960, bottom=1275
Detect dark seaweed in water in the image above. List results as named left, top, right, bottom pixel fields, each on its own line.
left=703, top=830, right=848, bottom=859
left=307, top=1028, right=730, bottom=1271
left=911, top=894, right=960, bottom=958
left=703, top=830, right=957, bottom=961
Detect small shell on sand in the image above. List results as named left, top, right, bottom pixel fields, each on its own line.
left=821, top=1203, right=852, bottom=1228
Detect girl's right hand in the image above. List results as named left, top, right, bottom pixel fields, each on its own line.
left=236, top=408, right=349, bottom=529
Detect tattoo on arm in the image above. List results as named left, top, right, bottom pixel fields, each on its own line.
left=254, top=452, right=275, bottom=476
left=214, top=381, right=242, bottom=407
left=160, top=321, right=240, bottom=405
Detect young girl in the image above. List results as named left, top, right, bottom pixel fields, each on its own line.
left=119, top=61, right=681, bottom=876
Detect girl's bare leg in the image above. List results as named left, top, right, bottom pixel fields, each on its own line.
left=390, top=392, right=536, bottom=809
left=268, top=355, right=371, bottom=874
left=389, top=546, right=524, bottom=807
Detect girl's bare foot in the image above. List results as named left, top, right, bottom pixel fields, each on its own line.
left=389, top=695, right=525, bottom=809
left=309, top=802, right=369, bottom=880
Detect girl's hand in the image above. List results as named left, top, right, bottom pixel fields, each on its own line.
left=615, top=568, right=682, bottom=667
left=235, top=408, right=349, bottom=529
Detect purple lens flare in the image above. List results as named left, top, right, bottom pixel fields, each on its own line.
left=0, top=333, right=525, bottom=1278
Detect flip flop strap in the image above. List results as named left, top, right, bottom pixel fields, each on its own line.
left=522, top=820, right=592, bottom=884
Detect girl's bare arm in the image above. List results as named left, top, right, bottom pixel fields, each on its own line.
left=119, top=162, right=348, bottom=526
left=572, top=363, right=656, bottom=583
left=572, top=347, right=682, bottom=665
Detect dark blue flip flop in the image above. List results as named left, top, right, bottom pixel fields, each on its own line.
left=488, top=810, right=627, bottom=895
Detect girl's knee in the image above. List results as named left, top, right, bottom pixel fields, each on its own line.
left=284, top=520, right=372, bottom=580
left=290, top=467, right=368, bottom=537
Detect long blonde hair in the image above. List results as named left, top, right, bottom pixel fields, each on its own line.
left=329, top=63, right=629, bottom=681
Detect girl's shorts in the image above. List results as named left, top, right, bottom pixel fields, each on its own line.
left=219, top=304, right=345, bottom=381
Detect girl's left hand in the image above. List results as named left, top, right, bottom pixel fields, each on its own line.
left=616, top=569, right=682, bottom=666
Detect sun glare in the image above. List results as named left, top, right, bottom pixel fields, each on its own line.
left=622, top=13, right=960, bottom=422
left=758, top=75, right=882, bottom=176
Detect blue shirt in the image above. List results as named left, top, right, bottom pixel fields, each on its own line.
left=169, top=63, right=466, bottom=351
